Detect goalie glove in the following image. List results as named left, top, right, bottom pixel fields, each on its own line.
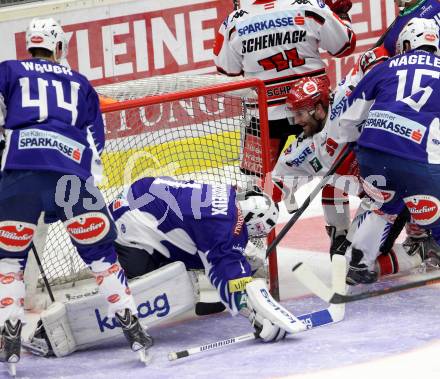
left=325, top=0, right=352, bottom=21
left=245, top=279, right=306, bottom=342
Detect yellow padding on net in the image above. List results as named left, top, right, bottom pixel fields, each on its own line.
left=101, top=130, right=241, bottom=189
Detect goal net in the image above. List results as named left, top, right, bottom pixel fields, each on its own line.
left=28, top=74, right=279, bottom=302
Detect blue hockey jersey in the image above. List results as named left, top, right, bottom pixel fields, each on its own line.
left=339, top=50, right=440, bottom=164
left=109, top=177, right=252, bottom=314
left=0, top=59, right=104, bottom=182
left=383, top=0, right=440, bottom=56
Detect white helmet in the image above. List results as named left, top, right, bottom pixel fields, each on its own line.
left=397, top=18, right=439, bottom=54
left=238, top=191, right=279, bottom=238
left=26, top=18, right=68, bottom=62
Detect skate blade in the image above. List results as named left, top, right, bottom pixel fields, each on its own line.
left=138, top=349, right=152, bottom=365
left=6, top=362, right=16, bottom=378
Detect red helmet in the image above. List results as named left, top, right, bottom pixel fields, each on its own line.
left=287, top=76, right=331, bottom=111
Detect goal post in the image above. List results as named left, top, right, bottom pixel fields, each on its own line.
left=25, top=75, right=281, bottom=304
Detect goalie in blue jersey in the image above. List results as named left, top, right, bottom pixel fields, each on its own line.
left=338, top=17, right=440, bottom=276
left=0, top=18, right=151, bottom=370
left=24, top=176, right=308, bottom=359
left=109, top=176, right=307, bottom=342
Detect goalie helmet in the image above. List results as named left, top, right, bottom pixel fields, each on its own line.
left=396, top=18, right=439, bottom=55
left=26, top=18, right=68, bottom=63
left=286, top=75, right=331, bottom=112
left=238, top=191, right=279, bottom=238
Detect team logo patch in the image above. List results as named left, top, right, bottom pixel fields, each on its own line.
left=30, top=36, right=43, bottom=43
left=404, top=195, right=440, bottom=226
left=0, top=274, right=16, bottom=285
left=303, top=81, right=318, bottom=95
left=361, top=179, right=395, bottom=204
left=107, top=294, right=120, bottom=304
left=0, top=297, right=14, bottom=307
left=294, top=13, right=305, bottom=25
left=309, top=157, right=323, bottom=173
left=0, top=221, right=36, bottom=252
left=233, top=207, right=245, bottom=236
left=64, top=212, right=110, bottom=244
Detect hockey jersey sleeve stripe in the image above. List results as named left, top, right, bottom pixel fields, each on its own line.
left=304, top=10, right=326, bottom=25
left=216, top=66, right=244, bottom=77
left=331, top=29, right=356, bottom=57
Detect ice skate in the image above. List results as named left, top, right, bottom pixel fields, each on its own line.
left=115, top=309, right=153, bottom=364
left=346, top=248, right=378, bottom=285
left=0, top=319, right=22, bottom=378
left=22, top=320, right=53, bottom=357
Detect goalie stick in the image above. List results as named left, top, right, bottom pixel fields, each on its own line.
left=168, top=304, right=344, bottom=361
left=169, top=255, right=346, bottom=360
left=292, top=255, right=440, bottom=304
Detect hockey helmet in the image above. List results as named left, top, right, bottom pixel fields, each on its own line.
left=238, top=191, right=279, bottom=238
left=286, top=75, right=331, bottom=112
left=357, top=46, right=390, bottom=74
left=26, top=18, right=68, bottom=62
left=396, top=18, right=439, bottom=54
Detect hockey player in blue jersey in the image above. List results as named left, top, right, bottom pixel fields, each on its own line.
left=338, top=18, right=440, bottom=277
left=109, top=176, right=307, bottom=342
left=0, top=18, right=151, bottom=371
left=349, top=0, right=440, bottom=280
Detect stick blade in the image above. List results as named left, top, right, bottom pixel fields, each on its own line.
left=292, top=262, right=333, bottom=303
left=329, top=254, right=347, bottom=316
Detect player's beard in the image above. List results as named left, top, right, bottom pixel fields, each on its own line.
left=302, top=118, right=323, bottom=138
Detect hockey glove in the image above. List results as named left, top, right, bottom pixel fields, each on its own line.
left=325, top=0, right=352, bottom=21
left=245, top=279, right=306, bottom=342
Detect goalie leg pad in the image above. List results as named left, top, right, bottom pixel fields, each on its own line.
left=32, top=262, right=196, bottom=356
left=246, top=279, right=306, bottom=342
left=39, top=302, right=77, bottom=357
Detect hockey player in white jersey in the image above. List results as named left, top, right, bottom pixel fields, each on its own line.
left=213, top=0, right=356, bottom=176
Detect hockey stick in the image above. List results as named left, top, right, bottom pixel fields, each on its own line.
left=266, top=144, right=353, bottom=258
left=30, top=242, right=55, bottom=303
left=169, top=255, right=346, bottom=360
left=168, top=304, right=344, bottom=361
left=292, top=255, right=440, bottom=304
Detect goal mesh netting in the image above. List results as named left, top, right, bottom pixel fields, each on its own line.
left=37, top=74, right=274, bottom=290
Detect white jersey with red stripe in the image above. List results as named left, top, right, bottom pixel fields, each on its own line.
left=272, top=70, right=357, bottom=189
left=213, top=0, right=355, bottom=120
